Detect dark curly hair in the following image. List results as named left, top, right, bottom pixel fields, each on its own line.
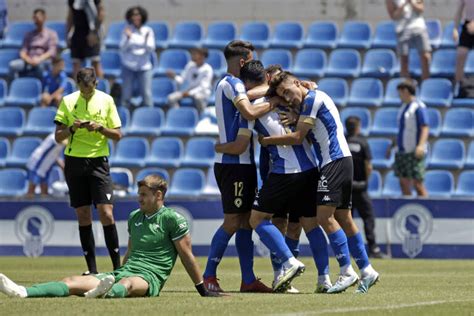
left=125, top=6, right=148, bottom=26
left=266, top=71, right=296, bottom=98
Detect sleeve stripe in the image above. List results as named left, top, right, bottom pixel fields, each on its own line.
left=171, top=230, right=190, bottom=241
left=299, top=115, right=315, bottom=126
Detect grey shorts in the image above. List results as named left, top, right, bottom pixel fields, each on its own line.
left=397, top=28, right=432, bottom=55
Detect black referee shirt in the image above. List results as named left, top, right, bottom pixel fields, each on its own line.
left=347, top=135, right=372, bottom=189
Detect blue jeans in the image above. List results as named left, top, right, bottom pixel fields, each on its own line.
left=9, top=58, right=50, bottom=80
left=121, top=66, right=152, bottom=107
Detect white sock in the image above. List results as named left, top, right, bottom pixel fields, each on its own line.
left=340, top=264, right=355, bottom=276
left=361, top=264, right=376, bottom=278
left=318, top=274, right=331, bottom=284
left=282, top=256, right=298, bottom=269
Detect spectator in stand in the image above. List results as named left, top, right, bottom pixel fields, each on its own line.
left=67, top=0, right=104, bottom=79
left=119, top=6, right=155, bottom=108
left=167, top=48, right=213, bottom=112
left=41, top=56, right=68, bottom=107
left=386, top=0, right=431, bottom=80
left=0, top=0, right=8, bottom=39
left=453, top=0, right=474, bottom=96
left=9, top=8, right=58, bottom=80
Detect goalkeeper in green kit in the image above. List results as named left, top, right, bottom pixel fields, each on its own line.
left=0, top=175, right=220, bottom=298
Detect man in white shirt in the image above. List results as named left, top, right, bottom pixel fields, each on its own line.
left=167, top=48, right=213, bottom=111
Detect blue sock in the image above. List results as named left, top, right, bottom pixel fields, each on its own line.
left=203, top=227, right=232, bottom=278
left=327, top=229, right=351, bottom=268
left=235, top=229, right=256, bottom=284
left=306, top=227, right=330, bottom=276
left=285, top=236, right=300, bottom=258
left=348, top=232, right=370, bottom=270
left=255, top=220, right=293, bottom=263
left=270, top=253, right=282, bottom=272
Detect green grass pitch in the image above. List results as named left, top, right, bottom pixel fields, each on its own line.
left=1, top=256, right=473, bottom=315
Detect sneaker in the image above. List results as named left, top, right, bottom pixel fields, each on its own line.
left=327, top=271, right=359, bottom=294
left=314, top=280, right=332, bottom=294
left=285, top=285, right=300, bottom=294
left=84, top=275, right=115, bottom=298
left=0, top=273, right=27, bottom=298
left=355, top=271, right=379, bottom=294
left=272, top=259, right=305, bottom=293
left=203, top=276, right=224, bottom=293
left=82, top=271, right=98, bottom=276
left=369, top=247, right=389, bottom=259
left=240, top=278, right=272, bottom=293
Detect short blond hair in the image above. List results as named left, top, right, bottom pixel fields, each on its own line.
left=137, top=174, right=168, bottom=197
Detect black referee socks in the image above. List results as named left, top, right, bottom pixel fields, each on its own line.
left=79, top=224, right=98, bottom=274
left=103, top=224, right=121, bottom=270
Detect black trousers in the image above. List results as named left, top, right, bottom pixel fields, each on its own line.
left=351, top=190, right=377, bottom=250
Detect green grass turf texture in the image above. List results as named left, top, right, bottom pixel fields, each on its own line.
left=0, top=256, right=473, bottom=315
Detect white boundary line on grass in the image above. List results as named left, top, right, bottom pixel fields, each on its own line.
left=271, top=298, right=474, bottom=316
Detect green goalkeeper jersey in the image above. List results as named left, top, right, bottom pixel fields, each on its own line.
left=125, top=205, right=189, bottom=288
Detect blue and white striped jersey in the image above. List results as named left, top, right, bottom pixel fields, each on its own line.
left=397, top=100, right=428, bottom=153
left=250, top=98, right=317, bottom=174
left=299, top=89, right=351, bottom=168
left=26, top=133, right=65, bottom=178
left=214, top=74, right=254, bottom=164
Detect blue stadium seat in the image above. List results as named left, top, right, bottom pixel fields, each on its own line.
left=101, top=51, right=121, bottom=79
left=162, top=107, right=199, bottom=136
left=426, top=108, right=442, bottom=137
left=136, top=167, right=170, bottom=183
left=168, top=168, right=205, bottom=197
left=382, top=171, right=401, bottom=197
left=206, top=49, right=226, bottom=78
left=110, top=137, right=149, bottom=168
left=441, top=108, right=474, bottom=137
left=168, top=21, right=203, bottom=49
left=361, top=49, right=397, bottom=78
left=466, top=141, right=474, bottom=169
left=46, top=21, right=67, bottom=49
left=146, top=137, right=183, bottom=168
left=292, top=49, right=326, bottom=78
left=326, top=49, right=361, bottom=78
left=5, top=137, right=42, bottom=167
left=0, top=107, right=25, bottom=136
left=181, top=137, right=216, bottom=168
left=203, top=22, right=236, bottom=49
left=340, top=107, right=371, bottom=136
left=407, top=49, right=421, bottom=77
left=368, top=138, right=394, bottom=169
left=317, top=78, right=348, bottom=107
left=5, top=78, right=42, bottom=107
left=117, top=107, right=130, bottom=134
left=148, top=21, right=169, bottom=49
left=419, top=78, right=453, bottom=107
left=239, top=21, right=270, bottom=49
left=371, top=108, right=399, bottom=136
left=0, top=137, right=10, bottom=167
left=104, top=21, right=125, bottom=49
left=430, top=49, right=456, bottom=78
left=110, top=167, right=133, bottom=194
left=261, top=49, right=293, bottom=71
left=454, top=170, right=474, bottom=197
left=0, top=49, right=19, bottom=77
left=195, top=106, right=218, bottom=136
left=269, top=22, right=304, bottom=49
left=61, top=50, right=74, bottom=76
left=47, top=165, right=65, bottom=190
left=463, top=50, right=474, bottom=76
left=440, top=22, right=459, bottom=49
left=154, top=49, right=191, bottom=77
left=0, top=78, right=7, bottom=106
left=304, top=21, right=338, bottom=49
left=96, top=78, right=111, bottom=94
left=347, top=78, right=383, bottom=107
left=203, top=166, right=220, bottom=195
left=63, top=77, right=76, bottom=95
left=0, top=168, right=28, bottom=197
left=23, top=107, right=57, bottom=135
left=452, top=97, right=474, bottom=108
left=383, top=78, right=403, bottom=107
left=371, top=21, right=397, bottom=49
left=428, top=138, right=465, bottom=170
left=151, top=77, right=177, bottom=107
left=2, top=22, right=35, bottom=48
left=368, top=170, right=382, bottom=198
left=426, top=19, right=442, bottom=49
left=338, top=21, right=371, bottom=49
left=424, top=170, right=454, bottom=197
left=127, top=107, right=164, bottom=136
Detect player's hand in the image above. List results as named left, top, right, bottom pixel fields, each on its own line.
left=301, top=80, right=318, bottom=90
left=87, top=31, right=99, bottom=47
left=124, top=26, right=133, bottom=38
left=166, top=70, right=176, bottom=79
left=268, top=96, right=283, bottom=109
left=72, top=119, right=83, bottom=131
left=84, top=121, right=102, bottom=132
left=279, top=110, right=298, bottom=126
left=258, top=135, right=268, bottom=147
left=414, top=145, right=425, bottom=159
left=453, top=28, right=459, bottom=42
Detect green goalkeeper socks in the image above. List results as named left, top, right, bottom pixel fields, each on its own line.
left=26, top=282, right=69, bottom=297
left=105, top=283, right=128, bottom=298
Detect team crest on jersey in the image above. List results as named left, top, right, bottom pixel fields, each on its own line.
left=14, top=206, right=54, bottom=257
left=393, top=204, right=433, bottom=258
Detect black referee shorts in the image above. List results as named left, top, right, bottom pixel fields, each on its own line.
left=64, top=155, right=114, bottom=208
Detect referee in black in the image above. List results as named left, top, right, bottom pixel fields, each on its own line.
left=345, top=116, right=386, bottom=259
left=54, top=68, right=122, bottom=274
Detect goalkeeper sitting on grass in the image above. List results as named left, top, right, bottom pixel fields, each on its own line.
left=0, top=174, right=220, bottom=299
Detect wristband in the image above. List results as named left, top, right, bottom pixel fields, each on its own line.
left=195, top=282, right=208, bottom=296
left=97, top=126, right=104, bottom=132
left=69, top=126, right=75, bottom=134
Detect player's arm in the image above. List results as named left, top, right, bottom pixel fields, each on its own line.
left=122, top=238, right=131, bottom=265
left=234, top=96, right=274, bottom=121
left=409, top=0, right=424, bottom=14
left=246, top=85, right=269, bottom=101
left=385, top=0, right=408, bottom=20
left=215, top=129, right=252, bottom=155
left=260, top=119, right=313, bottom=146
left=174, top=234, right=220, bottom=297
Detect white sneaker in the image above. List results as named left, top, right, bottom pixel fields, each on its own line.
left=0, top=273, right=27, bottom=298
left=285, top=285, right=300, bottom=294
left=327, top=270, right=359, bottom=294
left=314, top=279, right=332, bottom=293
left=84, top=275, right=115, bottom=298
left=355, top=271, right=379, bottom=294
left=272, top=258, right=305, bottom=293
